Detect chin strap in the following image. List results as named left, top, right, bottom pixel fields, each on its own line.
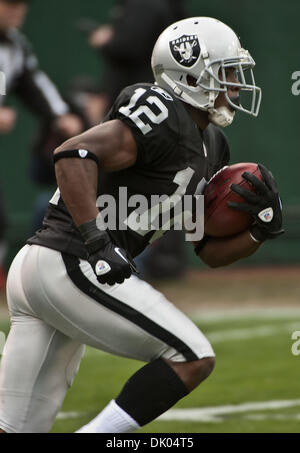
left=208, top=106, right=235, bottom=128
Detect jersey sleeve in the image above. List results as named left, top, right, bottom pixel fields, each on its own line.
left=204, top=124, right=231, bottom=179
left=108, top=84, right=180, bottom=166
left=218, top=129, right=230, bottom=168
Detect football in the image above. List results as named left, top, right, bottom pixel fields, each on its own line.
left=204, top=162, right=263, bottom=237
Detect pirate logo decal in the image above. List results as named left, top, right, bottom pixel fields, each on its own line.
left=170, top=35, right=201, bottom=68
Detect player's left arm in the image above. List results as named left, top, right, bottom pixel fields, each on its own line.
left=194, top=231, right=261, bottom=268
left=195, top=164, right=284, bottom=268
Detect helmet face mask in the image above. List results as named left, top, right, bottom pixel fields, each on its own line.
left=152, top=17, right=262, bottom=125
left=197, top=50, right=261, bottom=116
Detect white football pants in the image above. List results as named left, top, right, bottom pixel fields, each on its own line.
left=0, top=245, right=214, bottom=433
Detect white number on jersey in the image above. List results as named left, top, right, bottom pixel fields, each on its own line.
left=119, top=88, right=169, bottom=135
left=124, top=167, right=195, bottom=242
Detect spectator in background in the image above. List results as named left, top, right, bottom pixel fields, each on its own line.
left=88, top=0, right=187, bottom=118
left=0, top=191, right=6, bottom=289
left=86, top=0, right=187, bottom=280
left=30, top=76, right=102, bottom=232
left=0, top=0, right=83, bottom=288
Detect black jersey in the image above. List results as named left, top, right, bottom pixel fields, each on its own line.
left=28, top=83, right=230, bottom=258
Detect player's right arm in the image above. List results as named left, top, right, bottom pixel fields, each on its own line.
left=54, top=119, right=138, bottom=226
left=54, top=83, right=178, bottom=285
left=53, top=119, right=138, bottom=285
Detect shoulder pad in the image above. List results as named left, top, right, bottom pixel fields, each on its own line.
left=113, top=83, right=180, bottom=137
left=117, top=83, right=176, bottom=107
left=110, top=83, right=181, bottom=165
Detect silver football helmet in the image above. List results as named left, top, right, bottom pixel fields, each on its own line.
left=151, top=17, right=262, bottom=127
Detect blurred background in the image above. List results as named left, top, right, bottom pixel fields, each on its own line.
left=0, top=0, right=299, bottom=279
left=1, top=0, right=300, bottom=434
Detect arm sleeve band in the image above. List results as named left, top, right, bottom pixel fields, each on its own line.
left=53, top=149, right=99, bottom=167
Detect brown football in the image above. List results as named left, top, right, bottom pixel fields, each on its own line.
left=204, top=163, right=263, bottom=237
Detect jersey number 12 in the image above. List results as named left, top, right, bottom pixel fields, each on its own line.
left=119, top=88, right=169, bottom=135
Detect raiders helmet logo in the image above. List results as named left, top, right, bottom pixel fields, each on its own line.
left=169, top=35, right=201, bottom=68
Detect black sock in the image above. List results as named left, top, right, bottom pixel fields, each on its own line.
left=116, top=358, right=189, bottom=426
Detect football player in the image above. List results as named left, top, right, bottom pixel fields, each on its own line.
left=0, top=17, right=283, bottom=433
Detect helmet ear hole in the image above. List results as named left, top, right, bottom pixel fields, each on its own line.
left=187, top=75, right=197, bottom=87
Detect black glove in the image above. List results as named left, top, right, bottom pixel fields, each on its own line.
left=79, top=219, right=137, bottom=285
left=228, top=164, right=284, bottom=242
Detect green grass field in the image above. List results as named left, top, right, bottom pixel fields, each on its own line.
left=0, top=268, right=300, bottom=433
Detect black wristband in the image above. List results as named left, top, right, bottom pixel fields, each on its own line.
left=249, top=224, right=266, bottom=243
left=78, top=219, right=110, bottom=252
left=53, top=149, right=99, bottom=167
left=250, top=223, right=285, bottom=242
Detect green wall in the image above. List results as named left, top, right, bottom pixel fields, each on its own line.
left=1, top=0, right=299, bottom=266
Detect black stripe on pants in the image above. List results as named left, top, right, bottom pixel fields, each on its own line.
left=62, top=253, right=198, bottom=362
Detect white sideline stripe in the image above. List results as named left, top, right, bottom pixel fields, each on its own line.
left=57, top=399, right=300, bottom=423
left=207, top=321, right=299, bottom=343
left=191, top=307, right=300, bottom=323
left=158, top=399, right=300, bottom=422
left=245, top=413, right=300, bottom=421
left=84, top=321, right=299, bottom=357
left=57, top=411, right=88, bottom=420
